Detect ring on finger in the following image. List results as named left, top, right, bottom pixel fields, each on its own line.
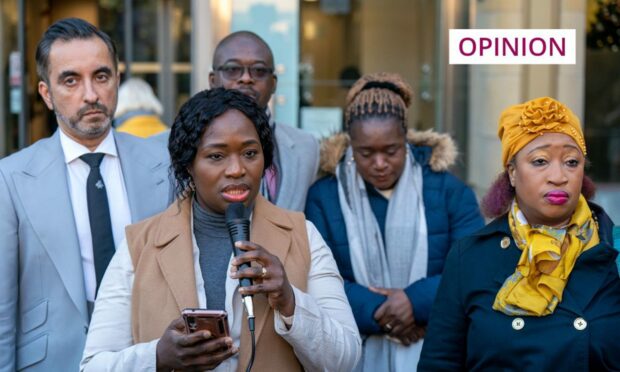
left=385, top=323, right=393, bottom=331
left=261, top=266, right=268, bottom=278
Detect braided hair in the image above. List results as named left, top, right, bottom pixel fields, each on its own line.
left=344, top=72, right=413, bottom=133
left=168, top=88, right=274, bottom=198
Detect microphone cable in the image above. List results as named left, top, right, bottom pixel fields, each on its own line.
left=246, top=316, right=255, bottom=372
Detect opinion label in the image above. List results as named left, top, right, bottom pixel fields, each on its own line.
left=449, top=29, right=576, bottom=65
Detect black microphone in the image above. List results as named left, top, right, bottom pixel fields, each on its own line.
left=225, top=203, right=255, bottom=322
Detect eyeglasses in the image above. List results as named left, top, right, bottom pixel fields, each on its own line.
left=215, top=64, right=274, bottom=81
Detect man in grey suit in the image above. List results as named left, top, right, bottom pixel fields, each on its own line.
left=0, top=18, right=171, bottom=371
left=209, top=31, right=319, bottom=211
left=153, top=32, right=318, bottom=211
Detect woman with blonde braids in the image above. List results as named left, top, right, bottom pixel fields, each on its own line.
left=419, top=97, right=620, bottom=371
left=305, top=72, right=483, bottom=371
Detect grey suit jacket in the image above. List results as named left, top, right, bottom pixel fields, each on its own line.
left=0, top=130, right=171, bottom=371
left=152, top=122, right=319, bottom=212
left=271, top=123, right=319, bottom=212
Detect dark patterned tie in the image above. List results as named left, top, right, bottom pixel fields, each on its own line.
left=80, top=153, right=115, bottom=295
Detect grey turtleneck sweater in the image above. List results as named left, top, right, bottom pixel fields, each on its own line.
left=192, top=199, right=232, bottom=311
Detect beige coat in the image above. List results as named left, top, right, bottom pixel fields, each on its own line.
left=125, top=195, right=311, bottom=371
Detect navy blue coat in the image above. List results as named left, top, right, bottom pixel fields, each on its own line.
left=305, top=145, right=484, bottom=334
left=418, top=204, right=620, bottom=371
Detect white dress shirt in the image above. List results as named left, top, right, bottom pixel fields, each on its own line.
left=80, top=220, right=362, bottom=371
left=60, top=129, right=132, bottom=302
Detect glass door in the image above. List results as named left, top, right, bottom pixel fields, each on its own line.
left=99, top=0, right=191, bottom=126
left=0, top=0, right=19, bottom=156
left=299, top=0, right=439, bottom=138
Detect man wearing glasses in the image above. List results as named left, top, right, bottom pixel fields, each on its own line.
left=208, top=31, right=319, bottom=212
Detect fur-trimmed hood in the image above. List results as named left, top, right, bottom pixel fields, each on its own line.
left=319, top=129, right=458, bottom=176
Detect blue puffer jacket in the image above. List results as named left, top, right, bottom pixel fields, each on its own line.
left=305, top=131, right=484, bottom=334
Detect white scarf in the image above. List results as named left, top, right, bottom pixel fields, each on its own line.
left=337, top=146, right=428, bottom=372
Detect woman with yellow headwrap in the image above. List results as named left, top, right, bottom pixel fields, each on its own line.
left=418, top=97, right=620, bottom=371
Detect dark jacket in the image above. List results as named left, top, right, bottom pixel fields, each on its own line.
left=305, top=131, right=484, bottom=334
left=418, top=204, right=620, bottom=372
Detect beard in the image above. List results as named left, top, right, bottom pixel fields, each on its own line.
left=54, top=102, right=113, bottom=139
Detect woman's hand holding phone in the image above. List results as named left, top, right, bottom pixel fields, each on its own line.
left=155, top=316, right=237, bottom=371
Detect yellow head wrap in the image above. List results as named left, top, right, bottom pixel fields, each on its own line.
left=498, top=97, right=586, bottom=168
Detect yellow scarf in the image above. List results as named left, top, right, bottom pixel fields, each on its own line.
left=493, top=195, right=599, bottom=316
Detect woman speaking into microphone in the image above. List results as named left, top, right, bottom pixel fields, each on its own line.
left=80, top=88, right=361, bottom=371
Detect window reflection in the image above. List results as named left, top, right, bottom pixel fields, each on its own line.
left=585, top=0, right=620, bottom=182
left=99, top=0, right=191, bottom=126
left=0, top=0, right=18, bottom=155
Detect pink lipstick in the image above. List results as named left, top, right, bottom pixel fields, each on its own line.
left=545, top=190, right=569, bottom=205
